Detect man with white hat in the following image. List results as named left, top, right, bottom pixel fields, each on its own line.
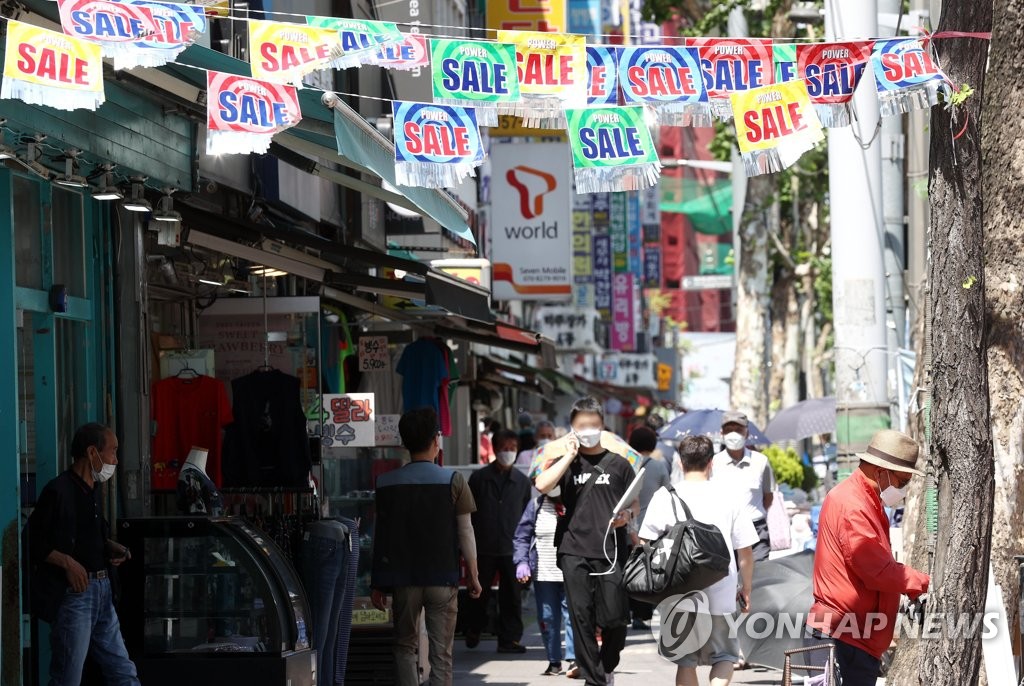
left=806, top=429, right=931, bottom=685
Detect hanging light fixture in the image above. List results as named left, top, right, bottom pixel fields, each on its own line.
left=91, top=166, right=123, bottom=201
left=154, top=188, right=182, bottom=222
left=20, top=135, right=52, bottom=179
left=249, top=265, right=288, bottom=278
left=122, top=176, right=152, bottom=213
left=53, top=149, right=89, bottom=188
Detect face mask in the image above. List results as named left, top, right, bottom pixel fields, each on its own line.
left=537, top=438, right=552, bottom=448
left=576, top=428, right=602, bottom=449
left=548, top=486, right=561, bottom=498
left=723, top=432, right=746, bottom=451
left=879, top=471, right=908, bottom=507
left=91, top=454, right=116, bottom=484
left=496, top=451, right=517, bottom=466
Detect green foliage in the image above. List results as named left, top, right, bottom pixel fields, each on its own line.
left=764, top=445, right=804, bottom=489
left=801, top=463, right=819, bottom=492
left=945, top=83, right=974, bottom=109
left=962, top=275, right=977, bottom=289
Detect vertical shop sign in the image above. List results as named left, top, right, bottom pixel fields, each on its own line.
left=592, top=192, right=611, bottom=232
left=321, top=393, right=375, bottom=447
left=490, top=141, right=573, bottom=301
left=593, top=234, right=613, bottom=315
left=643, top=246, right=661, bottom=289
left=627, top=190, right=642, bottom=279
left=611, top=272, right=635, bottom=351
left=573, top=192, right=594, bottom=308
left=569, top=0, right=601, bottom=36
left=610, top=192, right=628, bottom=273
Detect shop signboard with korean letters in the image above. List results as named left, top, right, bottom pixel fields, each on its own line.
left=534, top=305, right=601, bottom=351
left=490, top=142, right=573, bottom=301
left=596, top=353, right=657, bottom=389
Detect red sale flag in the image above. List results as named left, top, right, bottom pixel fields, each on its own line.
left=206, top=71, right=302, bottom=155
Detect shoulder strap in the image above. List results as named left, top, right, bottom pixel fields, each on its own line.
left=666, top=485, right=695, bottom=522
left=640, top=456, right=653, bottom=471
left=577, top=452, right=618, bottom=502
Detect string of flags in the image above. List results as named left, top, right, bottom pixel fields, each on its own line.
left=0, top=2, right=956, bottom=192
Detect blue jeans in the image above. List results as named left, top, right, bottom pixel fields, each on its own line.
left=535, top=581, right=575, bottom=664
left=301, top=520, right=351, bottom=685
left=48, top=577, right=139, bottom=686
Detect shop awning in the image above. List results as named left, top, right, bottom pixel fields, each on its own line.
left=660, top=177, right=733, bottom=236
left=476, top=356, right=555, bottom=396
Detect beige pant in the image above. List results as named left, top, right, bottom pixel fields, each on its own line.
left=392, top=586, right=459, bottom=686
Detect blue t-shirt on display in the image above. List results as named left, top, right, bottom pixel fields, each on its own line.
left=397, top=338, right=449, bottom=414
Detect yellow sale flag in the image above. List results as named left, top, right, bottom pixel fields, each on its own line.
left=248, top=20, right=344, bottom=86
left=496, top=30, right=586, bottom=127
left=1, top=20, right=104, bottom=111
left=731, top=79, right=824, bottom=176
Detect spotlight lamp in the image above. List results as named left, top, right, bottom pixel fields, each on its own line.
left=53, top=149, right=89, bottom=188
left=92, top=167, right=124, bottom=201
left=154, top=189, right=182, bottom=222
left=21, top=135, right=52, bottom=179
left=122, top=176, right=152, bottom=213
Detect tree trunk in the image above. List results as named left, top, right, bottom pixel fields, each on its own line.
left=982, top=0, right=1024, bottom=665
left=889, top=0, right=994, bottom=682
left=730, top=175, right=773, bottom=426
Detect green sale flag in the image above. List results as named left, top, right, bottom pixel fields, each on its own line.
left=430, top=39, right=521, bottom=127
left=565, top=106, right=661, bottom=194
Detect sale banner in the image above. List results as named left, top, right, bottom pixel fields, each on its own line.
left=497, top=30, right=587, bottom=127
left=369, top=32, right=429, bottom=72
left=306, top=16, right=403, bottom=68
left=731, top=79, right=824, bottom=176
left=392, top=101, right=484, bottom=188
left=206, top=71, right=302, bottom=155
left=430, top=39, right=520, bottom=126
left=690, top=37, right=774, bottom=120
left=871, top=38, right=948, bottom=116
left=248, top=20, right=344, bottom=86
left=586, top=46, right=618, bottom=106
left=618, top=46, right=711, bottom=126
left=58, top=0, right=207, bottom=69
left=1, top=20, right=105, bottom=111
left=565, top=106, right=660, bottom=193
left=773, top=43, right=797, bottom=83
left=793, top=41, right=874, bottom=127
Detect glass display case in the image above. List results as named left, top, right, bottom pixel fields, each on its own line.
left=117, top=517, right=317, bottom=686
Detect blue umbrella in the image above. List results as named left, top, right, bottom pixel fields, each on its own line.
left=658, top=408, right=771, bottom=446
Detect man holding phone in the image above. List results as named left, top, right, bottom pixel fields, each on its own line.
left=535, top=397, right=638, bottom=686
left=24, top=423, right=140, bottom=686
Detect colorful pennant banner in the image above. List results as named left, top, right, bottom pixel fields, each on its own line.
left=57, top=0, right=206, bottom=70
left=619, top=46, right=711, bottom=126
left=586, top=46, right=618, bottom=106
left=1, top=20, right=105, bottom=111
left=305, top=16, right=403, bottom=69
left=565, top=106, right=660, bottom=193
left=370, top=32, right=428, bottom=72
left=732, top=79, right=824, bottom=176
left=692, top=37, right=775, bottom=120
left=871, top=38, right=947, bottom=116
left=206, top=70, right=302, bottom=155
left=248, top=19, right=344, bottom=86
left=498, top=30, right=587, bottom=127
left=775, top=41, right=873, bottom=127
left=430, top=39, right=520, bottom=127
left=392, top=101, right=484, bottom=188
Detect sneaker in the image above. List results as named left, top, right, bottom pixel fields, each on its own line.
left=465, top=632, right=480, bottom=649
left=497, top=642, right=528, bottom=654
left=542, top=663, right=563, bottom=676
left=566, top=662, right=580, bottom=679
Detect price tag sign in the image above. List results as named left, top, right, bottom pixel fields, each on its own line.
left=359, top=336, right=390, bottom=372
left=320, top=393, right=375, bottom=448
left=352, top=607, right=390, bottom=625
left=375, top=414, right=402, bottom=447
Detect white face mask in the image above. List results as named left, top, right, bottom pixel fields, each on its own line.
left=92, top=459, right=116, bottom=484
left=575, top=428, right=602, bottom=449
left=548, top=486, right=561, bottom=498
left=536, top=438, right=552, bottom=448
left=723, top=432, right=746, bottom=452
left=496, top=451, right=517, bottom=466
left=880, top=471, right=908, bottom=507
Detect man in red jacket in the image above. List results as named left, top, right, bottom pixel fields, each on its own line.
left=806, top=429, right=931, bottom=684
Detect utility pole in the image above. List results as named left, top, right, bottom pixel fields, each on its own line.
left=824, top=0, right=891, bottom=477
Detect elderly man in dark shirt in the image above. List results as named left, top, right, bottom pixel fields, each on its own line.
left=465, top=429, right=532, bottom=653
left=24, top=423, right=139, bottom=686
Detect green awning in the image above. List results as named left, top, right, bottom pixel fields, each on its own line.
left=660, top=177, right=733, bottom=236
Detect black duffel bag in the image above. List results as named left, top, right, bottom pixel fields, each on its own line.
left=623, top=486, right=731, bottom=604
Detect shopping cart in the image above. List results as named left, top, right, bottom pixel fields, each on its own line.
left=781, top=643, right=839, bottom=686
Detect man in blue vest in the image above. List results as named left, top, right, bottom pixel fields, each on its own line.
left=372, top=407, right=482, bottom=686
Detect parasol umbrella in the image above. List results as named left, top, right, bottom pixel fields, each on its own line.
left=764, top=397, right=837, bottom=443
left=528, top=430, right=643, bottom=478
left=734, top=550, right=816, bottom=670
left=658, top=409, right=771, bottom=446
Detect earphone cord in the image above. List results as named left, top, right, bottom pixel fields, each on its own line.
left=589, top=518, right=619, bottom=577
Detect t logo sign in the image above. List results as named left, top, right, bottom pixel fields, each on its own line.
left=507, top=165, right=557, bottom=219
left=510, top=0, right=552, bottom=12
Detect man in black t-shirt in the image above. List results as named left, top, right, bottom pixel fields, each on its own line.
left=535, top=398, right=638, bottom=686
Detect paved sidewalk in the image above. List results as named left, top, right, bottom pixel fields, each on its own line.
left=453, top=621, right=784, bottom=685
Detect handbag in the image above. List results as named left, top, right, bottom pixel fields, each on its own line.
left=767, top=489, right=792, bottom=551
left=622, top=486, right=731, bottom=604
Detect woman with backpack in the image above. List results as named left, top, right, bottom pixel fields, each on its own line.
left=513, top=484, right=577, bottom=676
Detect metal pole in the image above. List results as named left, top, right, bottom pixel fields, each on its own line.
left=825, top=0, right=891, bottom=477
